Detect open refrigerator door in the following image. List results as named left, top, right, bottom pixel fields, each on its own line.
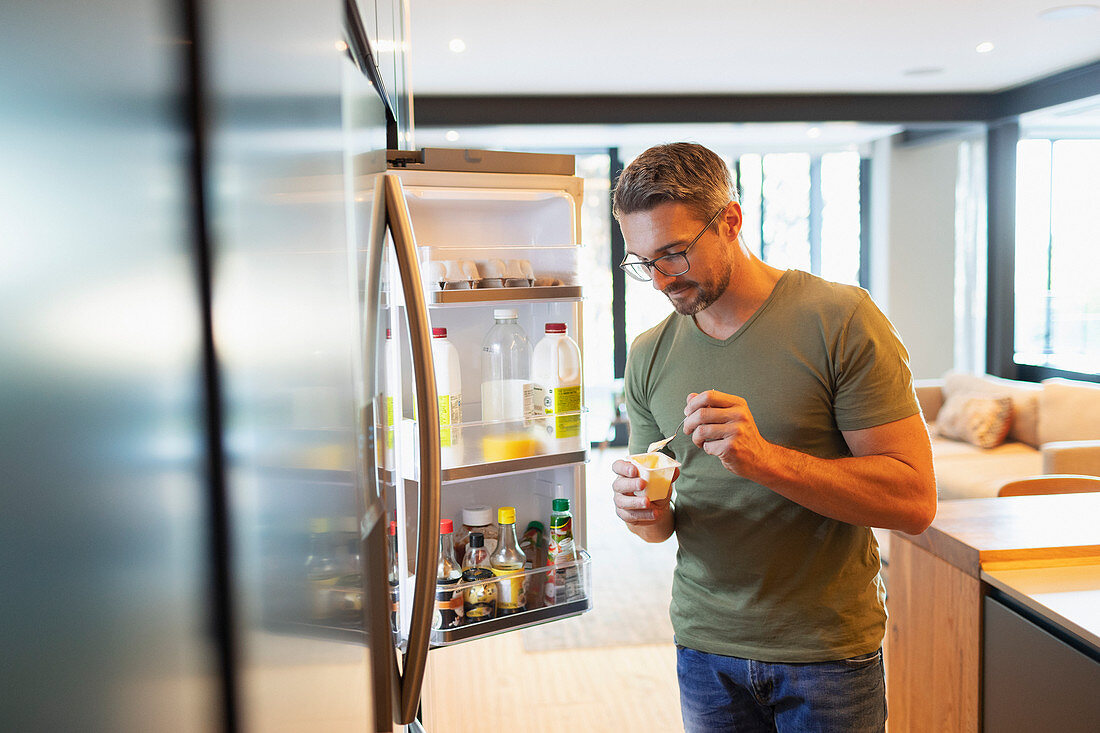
left=370, top=150, right=593, bottom=674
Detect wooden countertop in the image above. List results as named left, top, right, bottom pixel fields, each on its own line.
left=891, top=493, right=1100, bottom=577
left=982, top=564, right=1100, bottom=654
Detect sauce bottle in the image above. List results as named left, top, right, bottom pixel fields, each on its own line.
left=490, top=506, right=527, bottom=615
left=461, top=532, right=496, bottom=623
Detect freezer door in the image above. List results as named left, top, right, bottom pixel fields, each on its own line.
left=201, top=0, right=394, bottom=730
left=0, top=2, right=219, bottom=730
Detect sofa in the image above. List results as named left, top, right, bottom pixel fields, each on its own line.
left=915, top=372, right=1100, bottom=501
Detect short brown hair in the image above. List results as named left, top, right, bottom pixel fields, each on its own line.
left=612, top=142, right=735, bottom=222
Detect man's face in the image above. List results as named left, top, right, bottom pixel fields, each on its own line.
left=619, top=201, right=736, bottom=316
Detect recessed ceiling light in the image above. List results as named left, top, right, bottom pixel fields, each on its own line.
left=1039, top=4, right=1100, bottom=21
left=976, top=41, right=995, bottom=53
left=334, top=40, right=348, bottom=52
left=445, top=130, right=460, bottom=142
left=903, top=66, right=945, bottom=76
left=807, top=127, right=822, bottom=139
left=449, top=38, right=466, bottom=53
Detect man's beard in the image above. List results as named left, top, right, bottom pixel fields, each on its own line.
left=664, top=260, right=732, bottom=316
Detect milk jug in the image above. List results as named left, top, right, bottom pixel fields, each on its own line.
left=480, top=308, right=534, bottom=422
left=430, top=327, right=462, bottom=461
left=531, top=322, right=582, bottom=444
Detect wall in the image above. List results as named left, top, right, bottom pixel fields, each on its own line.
left=869, top=136, right=962, bottom=380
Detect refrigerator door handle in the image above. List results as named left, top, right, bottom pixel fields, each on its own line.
left=384, top=172, right=441, bottom=726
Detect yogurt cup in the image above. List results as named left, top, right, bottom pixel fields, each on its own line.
left=627, top=451, right=681, bottom=501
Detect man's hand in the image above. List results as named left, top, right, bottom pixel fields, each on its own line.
left=683, top=390, right=774, bottom=479
left=611, top=458, right=677, bottom=543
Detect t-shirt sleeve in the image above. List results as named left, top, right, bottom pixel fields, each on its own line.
left=624, top=340, right=663, bottom=455
left=832, top=295, right=920, bottom=431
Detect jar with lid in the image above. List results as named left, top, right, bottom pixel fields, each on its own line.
left=453, top=504, right=498, bottom=560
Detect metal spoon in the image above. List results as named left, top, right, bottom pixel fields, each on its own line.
left=647, top=415, right=688, bottom=454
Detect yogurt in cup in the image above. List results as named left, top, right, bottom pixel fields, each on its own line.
left=627, top=451, right=681, bottom=501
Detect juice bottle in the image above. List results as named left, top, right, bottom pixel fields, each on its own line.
left=490, top=506, right=527, bottom=615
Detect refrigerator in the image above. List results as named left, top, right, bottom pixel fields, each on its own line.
left=3, top=0, right=592, bottom=729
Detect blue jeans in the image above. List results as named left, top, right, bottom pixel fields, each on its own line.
left=676, top=644, right=886, bottom=732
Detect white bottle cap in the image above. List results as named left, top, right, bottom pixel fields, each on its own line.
left=493, top=308, right=518, bottom=320
left=462, top=504, right=494, bottom=526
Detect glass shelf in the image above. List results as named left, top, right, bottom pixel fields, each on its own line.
left=380, top=410, right=588, bottom=483
left=430, top=549, right=592, bottom=647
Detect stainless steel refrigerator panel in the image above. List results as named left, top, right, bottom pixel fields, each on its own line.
left=200, top=0, right=391, bottom=729
left=0, top=2, right=218, bottom=731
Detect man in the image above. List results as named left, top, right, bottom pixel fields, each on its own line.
left=611, top=142, right=936, bottom=732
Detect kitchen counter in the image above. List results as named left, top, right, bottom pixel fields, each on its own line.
left=886, top=493, right=1100, bottom=732
left=982, top=563, right=1100, bottom=654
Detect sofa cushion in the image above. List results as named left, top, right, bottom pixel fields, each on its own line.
left=936, top=393, right=1014, bottom=448
left=943, top=372, right=1041, bottom=447
left=1040, top=378, right=1100, bottom=444
left=929, top=435, right=1043, bottom=500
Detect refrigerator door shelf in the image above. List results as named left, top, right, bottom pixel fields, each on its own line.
left=428, top=285, right=582, bottom=305
left=387, top=410, right=588, bottom=480
left=429, top=550, right=592, bottom=647
left=378, top=447, right=588, bottom=486
left=417, top=243, right=580, bottom=292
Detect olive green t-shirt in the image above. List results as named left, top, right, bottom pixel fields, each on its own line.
left=625, top=269, right=919, bottom=662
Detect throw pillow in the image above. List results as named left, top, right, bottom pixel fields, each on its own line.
left=942, top=372, right=1041, bottom=448
left=936, top=392, right=1015, bottom=449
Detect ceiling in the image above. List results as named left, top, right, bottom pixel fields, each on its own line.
left=407, top=1, right=1100, bottom=95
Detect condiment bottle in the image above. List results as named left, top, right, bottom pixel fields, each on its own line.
left=461, top=532, right=496, bottom=623
left=544, top=498, right=581, bottom=606
left=453, top=504, right=498, bottom=560
left=490, top=506, right=527, bottom=615
left=432, top=519, right=463, bottom=630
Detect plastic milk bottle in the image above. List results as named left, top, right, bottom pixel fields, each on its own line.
left=430, top=327, right=462, bottom=464
left=531, top=322, right=582, bottom=447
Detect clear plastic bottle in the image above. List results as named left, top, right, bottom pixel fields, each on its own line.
left=490, top=506, right=527, bottom=615
left=461, top=532, right=497, bottom=623
left=433, top=519, right=463, bottom=630
left=481, top=309, right=533, bottom=422
left=544, top=498, right=581, bottom=606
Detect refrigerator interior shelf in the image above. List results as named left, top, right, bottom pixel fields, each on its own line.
left=440, top=448, right=588, bottom=483
left=429, top=284, right=582, bottom=304
left=430, top=549, right=592, bottom=647
left=376, top=447, right=588, bottom=487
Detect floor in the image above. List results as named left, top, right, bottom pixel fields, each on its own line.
left=422, top=446, right=685, bottom=732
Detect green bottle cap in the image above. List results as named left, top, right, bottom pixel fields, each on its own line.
left=525, top=520, right=544, bottom=532
left=552, top=498, right=569, bottom=512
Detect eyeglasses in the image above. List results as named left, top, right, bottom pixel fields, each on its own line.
left=619, top=207, right=724, bottom=282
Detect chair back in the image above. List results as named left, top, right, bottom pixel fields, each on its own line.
left=997, top=474, right=1100, bottom=497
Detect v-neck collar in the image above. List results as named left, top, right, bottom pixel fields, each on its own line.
left=685, top=269, right=794, bottom=347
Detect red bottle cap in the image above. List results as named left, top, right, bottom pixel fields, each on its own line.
left=386, top=328, right=392, bottom=339
left=544, top=323, right=567, bottom=334
left=440, top=518, right=453, bottom=534
left=388, top=521, right=396, bottom=535
left=431, top=327, right=447, bottom=338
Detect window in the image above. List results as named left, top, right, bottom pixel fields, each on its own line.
left=1015, top=139, right=1100, bottom=374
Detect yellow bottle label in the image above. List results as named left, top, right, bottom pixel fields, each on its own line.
left=385, top=396, right=395, bottom=448
left=492, top=565, right=526, bottom=613
left=437, top=394, right=461, bottom=448
left=547, top=386, right=581, bottom=438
